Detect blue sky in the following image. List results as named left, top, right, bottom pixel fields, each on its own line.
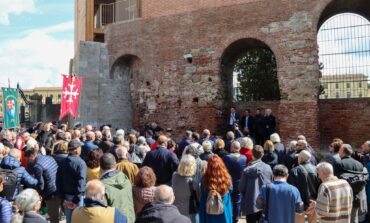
left=0, top=0, right=74, bottom=89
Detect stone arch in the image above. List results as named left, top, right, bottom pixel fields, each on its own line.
left=109, top=54, right=144, bottom=130
left=317, top=0, right=370, bottom=30
left=220, top=38, right=281, bottom=103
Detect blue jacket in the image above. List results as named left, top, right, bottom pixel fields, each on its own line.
left=81, top=140, right=98, bottom=161
left=29, top=155, right=58, bottom=199
left=364, top=153, right=370, bottom=203
left=0, top=198, right=12, bottom=223
left=222, top=153, right=247, bottom=186
left=142, top=146, right=179, bottom=185
left=0, top=156, right=38, bottom=200
left=57, top=155, right=87, bottom=204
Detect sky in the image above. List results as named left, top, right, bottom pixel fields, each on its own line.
left=0, top=0, right=74, bottom=89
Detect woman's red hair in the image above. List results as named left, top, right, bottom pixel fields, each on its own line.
left=203, top=155, right=232, bottom=196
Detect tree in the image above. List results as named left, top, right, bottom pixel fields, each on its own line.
left=234, top=47, right=280, bottom=101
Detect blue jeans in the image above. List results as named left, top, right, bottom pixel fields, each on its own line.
left=231, top=188, right=241, bottom=223
left=64, top=195, right=84, bottom=223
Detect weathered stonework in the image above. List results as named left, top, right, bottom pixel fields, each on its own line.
left=75, top=0, right=370, bottom=148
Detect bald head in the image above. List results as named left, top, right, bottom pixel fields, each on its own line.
left=157, top=135, right=168, bottom=146
left=85, top=180, right=105, bottom=202
left=154, top=185, right=175, bottom=205
left=231, top=141, right=241, bottom=152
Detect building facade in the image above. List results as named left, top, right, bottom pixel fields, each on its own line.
left=74, top=0, right=370, bottom=147
left=320, top=74, right=369, bottom=99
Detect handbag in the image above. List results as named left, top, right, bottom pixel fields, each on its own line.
left=188, top=180, right=200, bottom=214
left=130, top=144, right=142, bottom=165
left=260, top=183, right=271, bottom=223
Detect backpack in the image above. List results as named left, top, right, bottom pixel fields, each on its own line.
left=339, top=168, right=368, bottom=195
left=206, top=190, right=224, bottom=215
left=0, top=168, right=19, bottom=201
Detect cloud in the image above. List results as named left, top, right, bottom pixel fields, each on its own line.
left=0, top=0, right=36, bottom=25
left=0, top=22, right=74, bottom=89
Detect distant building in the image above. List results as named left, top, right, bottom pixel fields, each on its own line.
left=320, top=74, right=369, bottom=99
left=0, top=87, right=62, bottom=121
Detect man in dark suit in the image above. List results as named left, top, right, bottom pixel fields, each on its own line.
left=254, top=108, right=266, bottom=146
left=227, top=107, right=240, bottom=131
left=240, top=109, right=254, bottom=138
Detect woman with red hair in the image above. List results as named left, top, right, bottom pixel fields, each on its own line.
left=199, top=155, right=233, bottom=223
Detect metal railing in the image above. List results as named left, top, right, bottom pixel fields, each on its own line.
left=95, top=0, right=139, bottom=28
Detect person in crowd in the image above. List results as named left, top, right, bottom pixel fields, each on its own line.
left=254, top=108, right=266, bottom=146
left=142, top=135, right=179, bottom=185
left=239, top=145, right=272, bottom=223
left=178, top=131, right=192, bottom=159
left=284, top=140, right=298, bottom=171
left=264, top=109, right=276, bottom=140
left=132, top=167, right=156, bottom=215
left=71, top=179, right=127, bottom=223
left=324, top=140, right=342, bottom=175
left=93, top=130, right=102, bottom=146
left=99, top=129, right=113, bottom=153
left=57, top=139, right=87, bottom=223
left=256, top=165, right=304, bottom=223
left=190, top=132, right=202, bottom=149
left=199, top=155, right=232, bottom=223
left=0, top=143, right=6, bottom=164
left=270, top=133, right=285, bottom=163
left=292, top=139, right=316, bottom=167
left=52, top=132, right=66, bottom=155
left=337, top=144, right=366, bottom=223
left=308, top=162, right=352, bottom=223
left=116, top=145, right=139, bottom=184
left=144, top=130, right=155, bottom=148
left=297, top=135, right=317, bottom=165
left=100, top=153, right=135, bottom=223
left=172, top=154, right=197, bottom=222
left=225, top=131, right=235, bottom=152
left=0, top=174, right=12, bottom=223
left=65, top=132, right=72, bottom=142
left=109, top=134, right=125, bottom=161
left=227, top=107, right=239, bottom=131
left=0, top=130, right=14, bottom=149
left=199, top=140, right=214, bottom=161
left=149, top=122, right=163, bottom=140
left=0, top=149, right=38, bottom=200
left=86, top=148, right=103, bottom=182
left=165, top=128, right=173, bottom=139
left=199, top=129, right=214, bottom=146
left=361, top=140, right=370, bottom=222
left=128, top=133, right=145, bottom=165
left=53, top=141, right=69, bottom=167
left=136, top=185, right=191, bottom=223
left=24, top=148, right=59, bottom=223
left=11, top=189, right=47, bottom=223
left=232, top=123, right=244, bottom=139
left=262, top=140, right=278, bottom=169
left=287, top=150, right=321, bottom=223
left=72, top=130, right=81, bottom=142
left=239, top=137, right=253, bottom=164
left=240, top=109, right=254, bottom=138
left=36, top=123, right=55, bottom=155
left=136, top=136, right=150, bottom=157
left=213, top=138, right=228, bottom=158
left=81, top=131, right=98, bottom=161
left=222, top=141, right=247, bottom=223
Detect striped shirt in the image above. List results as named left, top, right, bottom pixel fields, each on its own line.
left=315, top=176, right=352, bottom=223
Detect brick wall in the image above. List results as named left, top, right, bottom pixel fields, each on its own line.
left=319, top=98, right=370, bottom=148
left=140, top=0, right=261, bottom=18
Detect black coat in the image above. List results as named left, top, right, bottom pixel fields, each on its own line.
left=337, top=156, right=363, bottom=176
left=240, top=115, right=254, bottom=135
left=287, top=161, right=321, bottom=209
left=264, top=115, right=276, bottom=137
left=136, top=202, right=191, bottom=223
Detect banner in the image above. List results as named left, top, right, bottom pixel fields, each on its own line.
left=2, top=88, right=19, bottom=129
left=59, top=74, right=83, bottom=120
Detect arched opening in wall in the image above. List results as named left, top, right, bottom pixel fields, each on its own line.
left=318, top=13, right=370, bottom=99
left=110, top=55, right=143, bottom=130
left=221, top=38, right=281, bottom=103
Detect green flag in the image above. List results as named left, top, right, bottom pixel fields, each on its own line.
left=2, top=88, right=19, bottom=129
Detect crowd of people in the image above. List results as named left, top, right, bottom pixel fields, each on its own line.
left=0, top=114, right=368, bottom=223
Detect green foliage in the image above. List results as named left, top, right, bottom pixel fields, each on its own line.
left=234, top=47, right=281, bottom=101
